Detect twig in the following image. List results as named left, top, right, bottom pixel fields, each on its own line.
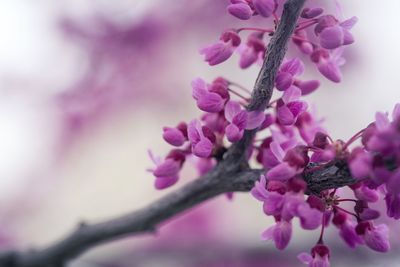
left=0, top=1, right=359, bottom=267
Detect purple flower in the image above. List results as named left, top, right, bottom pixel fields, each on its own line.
left=356, top=221, right=391, bottom=252
left=294, top=80, right=320, bottom=96
left=188, top=120, right=215, bottom=158
left=265, top=140, right=299, bottom=181
left=200, top=30, right=241, bottom=66
left=301, top=7, right=324, bottom=19
left=318, top=16, right=357, bottom=50
left=360, top=208, right=380, bottom=221
left=192, top=78, right=228, bottom=113
left=237, top=32, right=265, bottom=69
left=224, top=101, right=265, bottom=142
left=252, top=0, right=276, bottom=18
left=297, top=203, right=323, bottom=230
left=386, top=193, right=400, bottom=219
left=162, top=122, right=187, bottom=146
left=227, top=1, right=253, bottom=20
left=275, top=58, right=305, bottom=91
left=385, top=169, right=400, bottom=219
left=251, top=175, right=269, bottom=201
left=148, top=150, right=185, bottom=190
left=262, top=191, right=285, bottom=216
left=276, top=86, right=308, bottom=125
left=261, top=220, right=292, bottom=250
left=333, top=212, right=363, bottom=248
left=354, top=184, right=379, bottom=203
left=313, top=48, right=345, bottom=83
left=349, top=148, right=372, bottom=179
left=296, top=109, right=327, bottom=144
left=298, top=244, right=330, bottom=267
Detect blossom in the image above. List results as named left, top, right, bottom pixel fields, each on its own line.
left=297, top=204, right=323, bottom=230
left=316, top=16, right=357, bottom=50
left=332, top=211, right=363, bottom=248
left=276, top=86, right=308, bottom=125
left=162, top=122, right=187, bottom=146
left=188, top=120, right=215, bottom=158
left=356, top=221, right=390, bottom=252
left=252, top=0, right=276, bottom=18
left=224, top=100, right=265, bottom=142
left=301, top=7, right=324, bottom=19
left=298, top=244, right=330, bottom=267
left=265, top=141, right=298, bottom=181
left=349, top=148, right=372, bottom=179
left=192, top=78, right=229, bottom=113
left=261, top=220, right=292, bottom=250
left=237, top=32, right=265, bottom=69
left=275, top=58, right=304, bottom=91
left=296, top=109, right=327, bottom=144
left=313, top=48, right=345, bottom=83
left=227, top=1, right=253, bottom=20
left=385, top=169, right=400, bottom=219
left=148, top=150, right=185, bottom=190
left=200, top=30, right=241, bottom=66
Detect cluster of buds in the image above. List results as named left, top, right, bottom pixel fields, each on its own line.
left=149, top=1, right=399, bottom=266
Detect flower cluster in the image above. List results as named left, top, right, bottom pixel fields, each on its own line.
left=201, top=2, right=357, bottom=83
left=148, top=1, right=399, bottom=266
left=149, top=76, right=266, bottom=189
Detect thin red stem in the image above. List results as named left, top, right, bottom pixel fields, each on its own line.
left=295, top=19, right=318, bottom=31
left=343, top=128, right=366, bottom=149
left=334, top=205, right=360, bottom=220
left=291, top=35, right=318, bottom=47
left=337, top=198, right=358, bottom=203
left=317, top=212, right=326, bottom=244
left=228, top=88, right=250, bottom=101
left=237, top=27, right=274, bottom=33
left=272, top=12, right=280, bottom=22
left=228, top=80, right=252, bottom=94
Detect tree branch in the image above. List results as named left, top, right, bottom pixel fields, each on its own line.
left=0, top=1, right=359, bottom=266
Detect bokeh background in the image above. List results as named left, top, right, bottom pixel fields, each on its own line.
left=1, top=1, right=400, bottom=266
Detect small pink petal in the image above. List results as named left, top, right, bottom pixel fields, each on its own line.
left=225, top=101, right=242, bottom=122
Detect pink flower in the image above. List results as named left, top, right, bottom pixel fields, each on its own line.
left=349, top=148, right=372, bottom=179
left=148, top=150, right=185, bottom=190
left=333, top=211, right=363, bottom=248
left=297, top=203, right=323, bottom=230
left=354, top=184, right=379, bottom=203
left=188, top=120, right=216, bottom=158
left=261, top=220, right=292, bottom=250
left=294, top=80, right=320, bottom=96
left=313, top=48, right=345, bottom=83
left=251, top=175, right=269, bottom=201
left=200, top=30, right=241, bottom=66
left=265, top=140, right=299, bottom=181
left=356, top=221, right=390, bottom=252
left=276, top=86, right=308, bottom=125
left=317, top=16, right=357, bottom=50
left=252, top=0, right=276, bottom=18
left=227, top=1, right=253, bottom=20
left=385, top=169, right=400, bottom=219
left=162, top=122, right=187, bottom=147
left=224, top=101, right=265, bottom=142
left=296, top=109, right=327, bottom=145
left=301, top=7, right=324, bottom=19
left=275, top=58, right=304, bottom=91
left=192, top=78, right=228, bottom=113
left=237, top=32, right=265, bottom=69
left=298, top=244, right=330, bottom=267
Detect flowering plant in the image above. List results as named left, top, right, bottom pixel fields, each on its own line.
left=0, top=1, right=397, bottom=266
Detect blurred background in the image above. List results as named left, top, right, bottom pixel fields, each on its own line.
left=0, top=0, right=400, bottom=266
